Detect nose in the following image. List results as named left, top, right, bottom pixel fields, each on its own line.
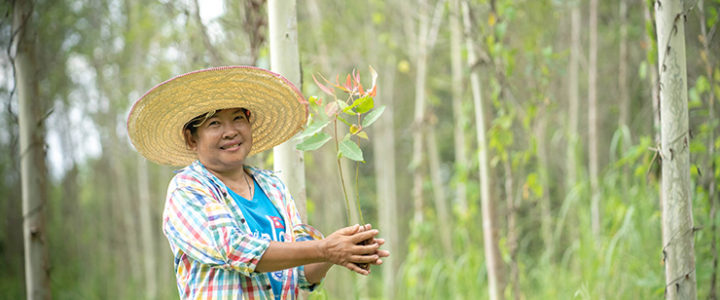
left=221, top=123, right=240, bottom=139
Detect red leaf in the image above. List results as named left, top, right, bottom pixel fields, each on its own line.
left=345, top=74, right=352, bottom=91
left=353, top=69, right=361, bottom=87
left=332, top=75, right=350, bottom=93
left=367, top=66, right=378, bottom=97
left=313, top=74, right=335, bottom=96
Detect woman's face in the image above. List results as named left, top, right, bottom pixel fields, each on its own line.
left=184, top=108, right=252, bottom=173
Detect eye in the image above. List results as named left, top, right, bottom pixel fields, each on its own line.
left=235, top=115, right=247, bottom=121
left=208, top=120, right=220, bottom=127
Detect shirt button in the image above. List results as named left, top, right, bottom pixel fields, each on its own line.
left=240, top=218, right=246, bottom=223
left=266, top=285, right=272, bottom=290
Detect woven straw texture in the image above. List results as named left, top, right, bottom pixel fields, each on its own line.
left=127, top=66, right=308, bottom=167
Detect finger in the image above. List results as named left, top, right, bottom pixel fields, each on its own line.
left=337, top=224, right=361, bottom=235
left=373, top=238, right=385, bottom=245
left=344, top=262, right=369, bottom=275
left=376, top=249, right=390, bottom=257
left=362, top=224, right=372, bottom=231
left=354, top=243, right=380, bottom=254
left=352, top=229, right=379, bottom=243
left=372, top=258, right=384, bottom=265
left=349, top=254, right=380, bottom=263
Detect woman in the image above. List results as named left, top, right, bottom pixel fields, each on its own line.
left=127, top=66, right=389, bottom=299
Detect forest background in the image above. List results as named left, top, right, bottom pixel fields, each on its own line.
left=1, top=0, right=719, bottom=299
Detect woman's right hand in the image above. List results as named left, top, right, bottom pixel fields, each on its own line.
left=321, top=224, right=381, bottom=275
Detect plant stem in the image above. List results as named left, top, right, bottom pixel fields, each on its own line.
left=334, top=118, right=352, bottom=225
left=355, top=160, right=365, bottom=226
left=355, top=113, right=365, bottom=226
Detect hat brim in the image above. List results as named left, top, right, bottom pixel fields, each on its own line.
left=127, top=66, right=308, bottom=166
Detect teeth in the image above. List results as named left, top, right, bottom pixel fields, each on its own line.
left=222, top=143, right=241, bottom=150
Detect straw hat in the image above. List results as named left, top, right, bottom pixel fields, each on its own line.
left=127, top=66, right=308, bottom=167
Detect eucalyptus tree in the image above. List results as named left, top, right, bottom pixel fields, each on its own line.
left=268, top=0, right=307, bottom=219
left=655, top=0, right=697, bottom=298
left=13, top=0, right=51, bottom=298
left=461, top=1, right=504, bottom=299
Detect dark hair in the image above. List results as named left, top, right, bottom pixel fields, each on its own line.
left=182, top=108, right=251, bottom=141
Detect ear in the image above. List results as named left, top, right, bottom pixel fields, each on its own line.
left=183, top=129, right=198, bottom=150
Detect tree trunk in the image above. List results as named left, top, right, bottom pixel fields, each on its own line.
left=192, top=0, right=222, bottom=66
left=503, top=160, right=520, bottom=300
left=644, top=0, right=661, bottom=146
left=128, top=3, right=158, bottom=295
left=461, top=2, right=504, bottom=299
left=588, top=0, right=601, bottom=238
left=656, top=1, right=697, bottom=299
left=268, top=0, right=307, bottom=221
left=409, top=0, right=445, bottom=225
left=450, top=0, right=469, bottom=213
left=242, top=0, right=266, bottom=65
left=14, top=0, right=51, bottom=298
left=536, top=112, right=552, bottom=255
left=373, top=59, right=400, bottom=300
left=410, top=0, right=430, bottom=224
left=427, top=114, right=454, bottom=257
left=618, top=0, right=629, bottom=131
left=566, top=2, right=580, bottom=193
left=137, top=157, right=157, bottom=299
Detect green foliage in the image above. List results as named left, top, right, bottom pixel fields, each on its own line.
left=296, top=132, right=332, bottom=151
left=295, top=67, right=383, bottom=225
left=339, top=136, right=364, bottom=162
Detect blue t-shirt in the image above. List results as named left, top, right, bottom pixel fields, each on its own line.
left=228, top=178, right=286, bottom=299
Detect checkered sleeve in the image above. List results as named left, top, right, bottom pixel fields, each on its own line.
left=293, top=223, right=325, bottom=292
left=163, top=183, right=270, bottom=277
left=281, top=180, right=326, bottom=291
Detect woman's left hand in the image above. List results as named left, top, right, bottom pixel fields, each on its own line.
left=357, top=224, right=390, bottom=266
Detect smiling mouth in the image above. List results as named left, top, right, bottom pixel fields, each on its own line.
left=220, top=142, right=242, bottom=150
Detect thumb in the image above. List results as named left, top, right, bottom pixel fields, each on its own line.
left=336, top=224, right=360, bottom=235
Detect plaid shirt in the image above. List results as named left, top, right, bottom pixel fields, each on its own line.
left=163, top=161, right=324, bottom=299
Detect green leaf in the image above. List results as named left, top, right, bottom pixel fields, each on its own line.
left=356, top=96, right=374, bottom=114
left=342, top=95, right=373, bottom=114
left=296, top=132, right=331, bottom=151
left=361, top=105, right=386, bottom=128
left=295, top=120, right=330, bottom=140
left=338, top=138, right=364, bottom=162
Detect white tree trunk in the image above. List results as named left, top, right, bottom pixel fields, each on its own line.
left=137, top=157, right=157, bottom=299
left=566, top=3, right=580, bottom=192
left=450, top=0, right=468, bottom=213
left=588, top=0, right=601, bottom=237
left=618, top=0, right=629, bottom=130
left=461, top=2, right=504, bottom=299
left=656, top=1, right=697, bottom=299
left=410, top=0, right=430, bottom=224
left=644, top=0, right=661, bottom=146
left=269, top=0, right=307, bottom=220
left=427, top=117, right=454, bottom=257
left=14, top=0, right=51, bottom=298
left=373, top=60, right=400, bottom=300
